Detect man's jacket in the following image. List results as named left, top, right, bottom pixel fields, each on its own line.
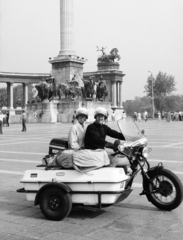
left=84, top=121, right=125, bottom=150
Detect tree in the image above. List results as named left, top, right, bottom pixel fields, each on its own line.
left=144, top=71, right=177, bottom=112
left=123, top=96, right=152, bottom=116
left=165, top=95, right=183, bottom=111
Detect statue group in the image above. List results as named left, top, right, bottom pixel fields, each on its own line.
left=96, top=47, right=121, bottom=63
left=30, top=47, right=121, bottom=103
left=31, top=76, right=108, bottom=103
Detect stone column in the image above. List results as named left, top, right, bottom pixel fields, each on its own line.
left=59, top=0, right=75, bottom=56
left=116, top=82, right=119, bottom=107
left=112, top=82, right=117, bottom=108
left=9, top=82, right=15, bottom=115
left=6, top=82, right=10, bottom=108
left=119, top=81, right=123, bottom=108
left=9, top=83, right=14, bottom=109
left=22, top=83, right=28, bottom=107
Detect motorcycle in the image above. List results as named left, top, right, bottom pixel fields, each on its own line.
left=17, top=120, right=183, bottom=221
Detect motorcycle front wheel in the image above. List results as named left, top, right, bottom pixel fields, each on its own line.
left=145, top=168, right=183, bottom=210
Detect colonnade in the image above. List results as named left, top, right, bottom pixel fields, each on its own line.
left=112, top=80, right=123, bottom=108
left=5, top=82, right=28, bottom=111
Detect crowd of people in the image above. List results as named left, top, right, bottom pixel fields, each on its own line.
left=133, top=111, right=148, bottom=122
left=158, top=111, right=183, bottom=122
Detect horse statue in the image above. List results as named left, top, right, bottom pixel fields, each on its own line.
left=109, top=48, right=121, bottom=62
left=58, top=81, right=79, bottom=102
left=96, top=81, right=108, bottom=101
left=58, top=83, right=70, bottom=101
left=81, top=78, right=96, bottom=100
left=97, top=47, right=121, bottom=63
left=33, top=80, right=53, bottom=102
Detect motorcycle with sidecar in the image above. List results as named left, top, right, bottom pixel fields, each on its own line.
left=17, top=120, right=183, bottom=221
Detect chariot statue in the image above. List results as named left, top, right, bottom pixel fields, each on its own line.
left=97, top=46, right=121, bottom=63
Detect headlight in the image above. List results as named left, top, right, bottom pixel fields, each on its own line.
left=142, top=147, right=149, bottom=158
left=118, top=144, right=124, bottom=152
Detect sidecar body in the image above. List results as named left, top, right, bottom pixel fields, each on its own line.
left=18, top=167, right=130, bottom=206
left=17, top=138, right=132, bottom=220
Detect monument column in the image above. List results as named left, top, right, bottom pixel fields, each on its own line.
left=50, top=0, right=86, bottom=86
left=59, top=0, right=75, bottom=56
left=23, top=83, right=28, bottom=107
left=119, top=81, right=123, bottom=108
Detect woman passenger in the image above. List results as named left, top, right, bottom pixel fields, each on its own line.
left=68, top=107, right=88, bottom=150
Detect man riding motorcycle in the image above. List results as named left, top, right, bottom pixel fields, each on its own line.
left=84, top=107, right=131, bottom=168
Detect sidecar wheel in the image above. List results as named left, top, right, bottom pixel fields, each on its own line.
left=145, top=169, right=183, bottom=210
left=39, top=187, right=72, bottom=221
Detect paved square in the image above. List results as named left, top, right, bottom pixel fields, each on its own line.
left=0, top=120, right=183, bottom=240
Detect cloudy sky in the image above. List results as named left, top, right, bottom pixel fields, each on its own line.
left=0, top=0, right=183, bottom=101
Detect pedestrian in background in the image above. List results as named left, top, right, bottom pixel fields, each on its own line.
left=0, top=111, right=4, bottom=134
left=6, top=111, right=9, bottom=126
left=167, top=111, right=171, bottom=122
left=122, top=111, right=126, bottom=121
left=158, top=112, right=161, bottom=120
left=21, top=110, right=27, bottom=132
left=71, top=111, right=77, bottom=124
left=137, top=112, right=141, bottom=122
left=144, top=111, right=148, bottom=121
left=133, top=112, right=137, bottom=122
left=111, top=111, right=115, bottom=122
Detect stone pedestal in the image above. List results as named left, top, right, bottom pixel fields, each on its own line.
left=42, top=101, right=58, bottom=123
left=57, top=101, right=112, bottom=123
left=50, top=58, right=86, bottom=86
left=26, top=101, right=58, bottom=123
left=97, top=62, right=120, bottom=71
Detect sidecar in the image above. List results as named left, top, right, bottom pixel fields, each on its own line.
left=17, top=138, right=132, bottom=221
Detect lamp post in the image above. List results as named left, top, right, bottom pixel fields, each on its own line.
left=148, top=71, right=155, bottom=119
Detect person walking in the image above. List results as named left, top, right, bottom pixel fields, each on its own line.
left=158, top=112, right=161, bottom=120
left=144, top=111, right=148, bottom=122
left=111, top=111, right=115, bottom=122
left=133, top=112, right=137, bottom=122
left=137, top=112, right=141, bottom=122
left=6, top=111, right=9, bottom=126
left=21, top=110, right=27, bottom=132
left=167, top=111, right=171, bottom=122
left=122, top=111, right=126, bottom=121
left=0, top=111, right=4, bottom=134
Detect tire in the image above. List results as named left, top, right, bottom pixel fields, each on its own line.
left=145, top=168, right=183, bottom=210
left=39, top=187, right=72, bottom=221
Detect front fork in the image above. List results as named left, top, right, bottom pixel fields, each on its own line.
left=140, top=163, right=164, bottom=197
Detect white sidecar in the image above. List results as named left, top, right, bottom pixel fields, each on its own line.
left=17, top=137, right=132, bottom=221
left=19, top=167, right=129, bottom=205
left=17, top=166, right=132, bottom=221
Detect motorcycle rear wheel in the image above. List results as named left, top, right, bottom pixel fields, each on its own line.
left=145, top=168, right=183, bottom=210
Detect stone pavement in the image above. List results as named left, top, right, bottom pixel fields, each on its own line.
left=0, top=120, right=183, bottom=240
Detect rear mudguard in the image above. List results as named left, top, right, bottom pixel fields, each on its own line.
left=34, top=182, right=72, bottom=206
left=141, top=164, right=164, bottom=201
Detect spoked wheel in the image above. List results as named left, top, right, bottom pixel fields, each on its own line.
left=145, top=169, right=183, bottom=210
left=40, top=187, right=72, bottom=221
